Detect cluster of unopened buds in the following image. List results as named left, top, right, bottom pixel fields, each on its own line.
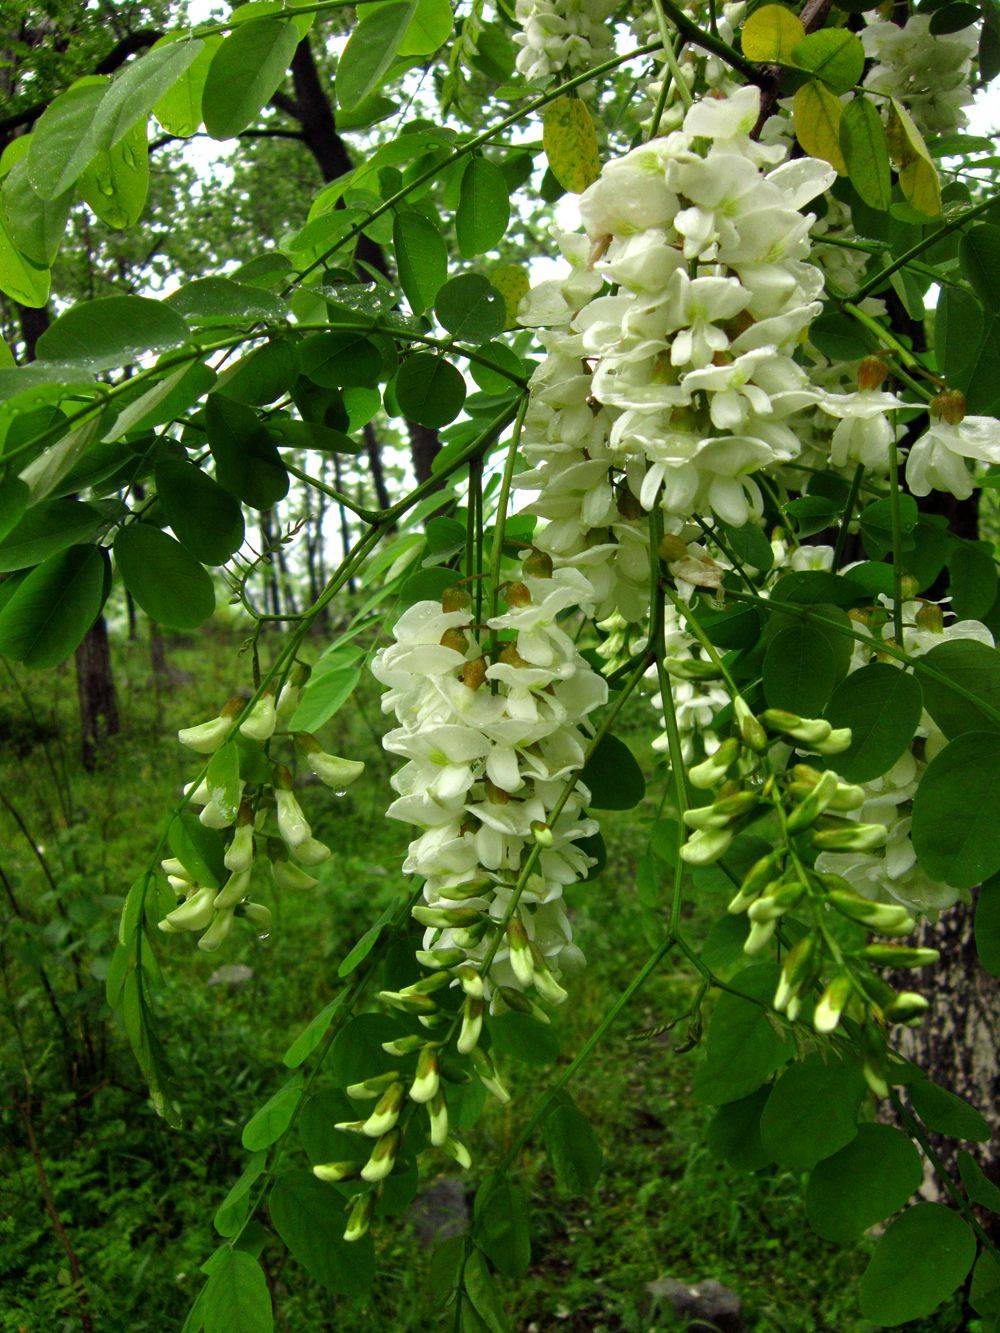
left=158, top=665, right=365, bottom=951
left=680, top=700, right=937, bottom=1095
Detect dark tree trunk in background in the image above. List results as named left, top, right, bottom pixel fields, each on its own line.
left=260, top=511, right=281, bottom=616
left=332, top=453, right=357, bottom=595
left=74, top=615, right=119, bottom=771
left=363, top=423, right=392, bottom=512
left=125, top=590, right=137, bottom=641
left=283, top=36, right=440, bottom=482
left=17, top=300, right=122, bottom=767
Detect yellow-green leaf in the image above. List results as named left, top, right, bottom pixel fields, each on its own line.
left=79, top=118, right=149, bottom=229
left=0, top=215, right=50, bottom=307
left=839, top=95, right=891, bottom=211
left=490, top=263, right=530, bottom=328
left=741, top=5, right=806, bottom=63
left=152, top=34, right=221, bottom=138
left=542, top=95, right=600, bottom=195
left=793, top=80, right=847, bottom=175
left=888, top=97, right=942, bottom=217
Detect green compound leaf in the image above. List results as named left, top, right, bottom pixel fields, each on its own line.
left=859, top=1203, right=976, bottom=1326
left=805, top=1123, right=922, bottom=1243
left=912, top=731, right=1000, bottom=887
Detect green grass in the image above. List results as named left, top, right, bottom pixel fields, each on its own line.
left=0, top=616, right=967, bottom=1332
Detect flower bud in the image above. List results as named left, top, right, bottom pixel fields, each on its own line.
left=456, top=965, right=485, bottom=999
left=272, top=857, right=317, bottom=891
left=296, top=734, right=365, bottom=790
left=241, top=901, right=270, bottom=932
left=760, top=709, right=833, bottom=746
left=409, top=1045, right=440, bottom=1104
left=728, top=850, right=784, bottom=914
left=274, top=681, right=302, bottom=730
left=240, top=692, right=276, bottom=742
left=291, top=837, right=331, bottom=866
left=680, top=826, right=733, bottom=865
left=773, top=934, right=817, bottom=1014
left=224, top=812, right=256, bottom=873
left=198, top=907, right=235, bottom=952
left=747, top=882, right=804, bottom=923
left=812, top=822, right=887, bottom=852
left=312, top=1161, right=357, bottom=1183
left=441, top=1136, right=472, bottom=1170
left=688, top=738, right=739, bottom=790
left=531, top=820, right=554, bottom=847
left=177, top=703, right=239, bottom=754
left=381, top=1033, right=425, bottom=1057
left=347, top=1071, right=399, bottom=1101
left=160, top=857, right=190, bottom=880
left=428, top=1089, right=449, bottom=1147
left=506, top=920, right=535, bottom=987
left=378, top=988, right=438, bottom=1014
left=786, top=769, right=840, bottom=832
left=362, top=1082, right=404, bottom=1137
left=361, top=1129, right=400, bottom=1183
left=814, top=973, right=853, bottom=1034
left=415, top=947, right=467, bottom=969
left=412, top=905, right=481, bottom=929
left=470, top=1047, right=510, bottom=1104
left=456, top=995, right=484, bottom=1054
left=343, top=1192, right=374, bottom=1243
left=735, top=697, right=768, bottom=752
left=862, top=944, right=938, bottom=967
left=664, top=656, right=723, bottom=681
left=828, top=889, right=914, bottom=935
left=743, top=918, right=776, bottom=955
left=214, top=869, right=251, bottom=911
left=811, top=727, right=852, bottom=755
left=885, top=991, right=929, bottom=1024
left=275, top=783, right=311, bottom=848
left=530, top=953, right=568, bottom=1005
left=160, top=886, right=215, bottom=933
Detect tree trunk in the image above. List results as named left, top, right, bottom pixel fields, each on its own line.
left=363, top=422, right=392, bottom=511
left=74, top=615, right=120, bottom=771
left=283, top=37, right=441, bottom=482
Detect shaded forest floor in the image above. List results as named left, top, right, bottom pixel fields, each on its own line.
left=0, top=617, right=968, bottom=1332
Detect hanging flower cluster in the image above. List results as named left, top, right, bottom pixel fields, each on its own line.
left=159, top=672, right=364, bottom=950
left=512, top=0, right=617, bottom=83
left=862, top=10, right=978, bottom=135
left=680, top=699, right=939, bottom=1094
left=372, top=558, right=607, bottom=997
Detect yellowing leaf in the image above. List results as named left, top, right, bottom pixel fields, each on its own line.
left=793, top=80, right=847, bottom=175
left=542, top=95, right=600, bottom=195
left=741, top=5, right=806, bottom=63
left=887, top=97, right=942, bottom=217
left=491, top=264, right=530, bottom=328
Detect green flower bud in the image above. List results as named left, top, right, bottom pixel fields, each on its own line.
left=362, top=1082, right=404, bottom=1137
left=347, top=1071, right=399, bottom=1101
left=275, top=785, right=311, bottom=848
left=441, top=1136, right=472, bottom=1170
left=760, top=709, right=833, bottom=746
left=224, top=814, right=256, bottom=874
left=735, top=697, right=768, bottom=752
left=885, top=991, right=929, bottom=1023
left=409, top=1045, right=440, bottom=1104
left=412, top=905, right=481, bottom=930
left=296, top=734, right=365, bottom=791
left=812, top=822, right=887, bottom=852
left=681, top=826, right=733, bottom=865
left=240, top=692, right=276, bottom=742
left=688, top=738, right=740, bottom=790
left=507, top=920, right=535, bottom=987
left=177, top=704, right=238, bottom=754
left=811, top=727, right=852, bottom=755
left=664, top=657, right=723, bottom=681
left=381, top=1034, right=426, bottom=1058
left=470, top=1047, right=510, bottom=1104
left=197, top=907, right=235, bottom=953
left=456, top=995, right=484, bottom=1055
left=343, top=1192, right=374, bottom=1243
left=312, top=1161, right=357, bottom=1183
left=814, top=973, right=853, bottom=1034
left=828, top=889, right=914, bottom=935
left=773, top=934, right=817, bottom=1014
left=360, top=1129, right=400, bottom=1183
left=743, top=918, right=776, bottom=955
left=747, top=882, right=805, bottom=923
left=415, top=947, right=467, bottom=970
left=862, top=945, right=939, bottom=968
left=160, top=886, right=215, bottom=934
left=241, top=902, right=270, bottom=933
left=378, top=989, right=438, bottom=1014
left=213, top=869, right=251, bottom=911
left=457, top=965, right=484, bottom=999
left=728, top=850, right=784, bottom=914
left=272, top=856, right=318, bottom=892
left=786, top=769, right=840, bottom=832
left=428, top=1089, right=449, bottom=1147
left=530, top=950, right=568, bottom=1005
left=291, top=837, right=331, bottom=866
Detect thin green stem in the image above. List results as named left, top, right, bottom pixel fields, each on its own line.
left=887, top=440, right=905, bottom=644
left=485, top=394, right=529, bottom=663
left=849, top=192, right=1000, bottom=303
left=832, top=464, right=864, bottom=571
left=653, top=1, right=693, bottom=110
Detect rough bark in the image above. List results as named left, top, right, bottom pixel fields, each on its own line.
left=74, top=614, right=120, bottom=771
